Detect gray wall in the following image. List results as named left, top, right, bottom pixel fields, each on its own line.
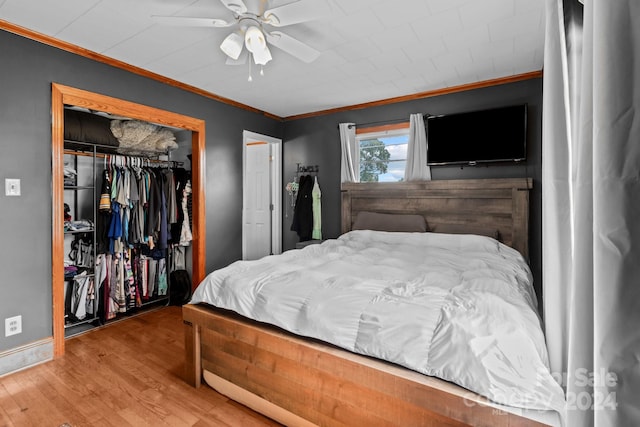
left=0, top=26, right=544, bottom=357
left=282, top=78, right=544, bottom=308
left=0, top=29, right=282, bottom=352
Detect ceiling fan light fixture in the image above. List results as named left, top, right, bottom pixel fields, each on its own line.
left=220, top=32, right=244, bottom=60
left=252, top=44, right=272, bottom=66
left=244, top=25, right=266, bottom=53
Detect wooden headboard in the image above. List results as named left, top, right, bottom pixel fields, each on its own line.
left=341, top=178, right=533, bottom=259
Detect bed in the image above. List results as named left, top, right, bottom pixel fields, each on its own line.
left=183, top=178, right=565, bottom=427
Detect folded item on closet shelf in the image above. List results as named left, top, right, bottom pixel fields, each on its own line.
left=65, top=266, right=93, bottom=280
left=64, top=164, right=77, bottom=186
left=64, top=166, right=76, bottom=176
left=64, top=108, right=120, bottom=147
left=110, top=119, right=178, bottom=154
left=64, top=203, right=72, bottom=222
left=69, top=271, right=92, bottom=321
left=64, top=219, right=94, bottom=231
left=64, top=265, right=78, bottom=279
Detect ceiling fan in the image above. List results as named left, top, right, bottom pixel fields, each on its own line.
left=153, top=0, right=329, bottom=69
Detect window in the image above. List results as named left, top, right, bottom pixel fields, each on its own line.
left=356, top=123, right=409, bottom=182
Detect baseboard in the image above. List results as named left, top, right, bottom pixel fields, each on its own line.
left=0, top=338, right=53, bottom=377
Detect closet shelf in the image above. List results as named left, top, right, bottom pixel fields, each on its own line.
left=66, top=273, right=95, bottom=281
left=64, top=185, right=95, bottom=190
left=64, top=228, right=95, bottom=234
left=64, top=316, right=99, bottom=330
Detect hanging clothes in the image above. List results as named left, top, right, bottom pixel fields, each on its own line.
left=69, top=273, right=92, bottom=321
left=108, top=202, right=123, bottom=254
left=99, top=169, right=111, bottom=211
left=147, top=258, right=157, bottom=298
left=164, top=168, right=178, bottom=225
left=157, top=169, right=169, bottom=251
left=157, top=258, right=168, bottom=296
left=170, top=168, right=190, bottom=244
left=170, top=245, right=186, bottom=271
left=291, top=174, right=314, bottom=241
left=179, top=180, right=193, bottom=246
left=68, top=233, right=93, bottom=268
left=92, top=155, right=193, bottom=322
left=312, top=176, right=322, bottom=240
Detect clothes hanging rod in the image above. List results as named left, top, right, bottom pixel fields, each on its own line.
left=63, top=149, right=184, bottom=166
left=64, top=139, right=179, bottom=160
left=64, top=139, right=123, bottom=150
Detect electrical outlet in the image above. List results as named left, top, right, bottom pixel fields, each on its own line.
left=5, top=315, right=22, bottom=337
left=5, top=178, right=21, bottom=196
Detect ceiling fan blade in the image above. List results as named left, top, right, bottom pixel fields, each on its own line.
left=219, top=0, right=248, bottom=15
left=266, top=31, right=320, bottom=63
left=262, top=0, right=330, bottom=27
left=226, top=50, right=249, bottom=65
left=151, top=15, right=233, bottom=28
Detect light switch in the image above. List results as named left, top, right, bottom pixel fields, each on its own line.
left=5, top=178, right=21, bottom=196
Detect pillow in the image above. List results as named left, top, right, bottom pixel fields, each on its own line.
left=352, top=211, right=427, bottom=232
left=64, top=109, right=120, bottom=146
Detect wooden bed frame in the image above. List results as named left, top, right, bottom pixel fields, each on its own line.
left=184, top=178, right=556, bottom=427
left=341, top=178, right=532, bottom=259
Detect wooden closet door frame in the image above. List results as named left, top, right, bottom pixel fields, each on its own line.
left=51, top=83, right=206, bottom=357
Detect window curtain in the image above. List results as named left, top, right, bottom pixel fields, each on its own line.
left=404, top=113, right=431, bottom=181
left=339, top=122, right=358, bottom=183
left=543, top=0, right=640, bottom=426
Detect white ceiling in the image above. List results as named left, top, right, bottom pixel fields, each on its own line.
left=0, top=0, right=545, bottom=118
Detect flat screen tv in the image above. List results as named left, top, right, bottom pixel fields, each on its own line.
left=426, top=104, right=527, bottom=166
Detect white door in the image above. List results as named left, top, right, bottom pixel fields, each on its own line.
left=244, top=142, right=271, bottom=260
left=242, top=131, right=282, bottom=260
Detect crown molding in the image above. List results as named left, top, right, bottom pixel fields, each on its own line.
left=283, top=70, right=543, bottom=121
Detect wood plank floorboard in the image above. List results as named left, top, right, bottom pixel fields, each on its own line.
left=0, top=307, right=282, bottom=427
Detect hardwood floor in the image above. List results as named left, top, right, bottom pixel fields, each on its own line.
left=0, top=307, right=282, bottom=427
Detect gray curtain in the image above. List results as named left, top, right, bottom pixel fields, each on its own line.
left=404, top=113, right=431, bottom=181
left=339, top=122, right=358, bottom=183
left=542, top=0, right=640, bottom=425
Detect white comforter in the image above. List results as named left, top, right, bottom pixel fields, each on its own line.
left=190, top=230, right=565, bottom=413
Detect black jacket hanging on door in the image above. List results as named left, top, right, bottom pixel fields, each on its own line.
left=291, top=174, right=314, bottom=241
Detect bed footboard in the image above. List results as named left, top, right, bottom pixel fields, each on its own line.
left=183, top=304, right=554, bottom=427
left=183, top=311, right=201, bottom=388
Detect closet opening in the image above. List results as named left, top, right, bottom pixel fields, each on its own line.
left=52, top=83, right=206, bottom=356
